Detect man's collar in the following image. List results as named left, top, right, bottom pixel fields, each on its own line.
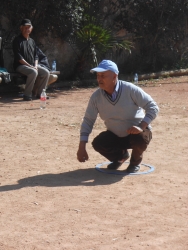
left=20, top=34, right=30, bottom=40
left=103, top=80, right=119, bottom=96
left=115, top=80, right=119, bottom=92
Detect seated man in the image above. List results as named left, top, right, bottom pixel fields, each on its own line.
left=12, top=19, right=50, bottom=101
left=36, top=46, right=58, bottom=87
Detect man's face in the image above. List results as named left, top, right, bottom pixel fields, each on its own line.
left=20, top=25, right=33, bottom=37
left=97, top=71, right=117, bottom=92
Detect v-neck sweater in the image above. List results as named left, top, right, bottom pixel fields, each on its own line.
left=80, top=80, right=159, bottom=142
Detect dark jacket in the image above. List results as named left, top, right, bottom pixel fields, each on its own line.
left=36, top=47, right=51, bottom=71
left=12, top=34, right=38, bottom=70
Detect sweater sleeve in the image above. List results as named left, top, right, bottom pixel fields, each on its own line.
left=130, top=85, right=159, bottom=125
left=142, top=100, right=159, bottom=125
left=80, top=94, right=98, bottom=142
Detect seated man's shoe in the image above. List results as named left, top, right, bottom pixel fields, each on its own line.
left=23, top=95, right=32, bottom=101
left=107, top=151, right=130, bottom=170
left=126, top=164, right=140, bottom=173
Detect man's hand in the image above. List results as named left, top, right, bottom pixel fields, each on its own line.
left=127, top=121, right=149, bottom=134
left=30, top=65, right=38, bottom=70
left=77, top=141, right=89, bottom=162
left=19, top=59, right=38, bottom=70
left=34, top=60, right=38, bottom=70
left=127, top=126, right=143, bottom=134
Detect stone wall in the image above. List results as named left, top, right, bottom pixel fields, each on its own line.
left=33, top=34, right=79, bottom=80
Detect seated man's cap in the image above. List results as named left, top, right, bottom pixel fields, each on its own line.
left=90, top=60, right=119, bottom=74
left=20, top=19, right=32, bottom=26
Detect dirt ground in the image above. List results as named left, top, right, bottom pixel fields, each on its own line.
left=0, top=76, right=188, bottom=250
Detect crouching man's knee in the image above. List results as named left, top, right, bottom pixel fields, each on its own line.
left=92, top=136, right=99, bottom=151
left=130, top=129, right=152, bottom=151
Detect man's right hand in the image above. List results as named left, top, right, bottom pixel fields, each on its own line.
left=19, top=59, right=38, bottom=70
left=77, top=141, right=89, bottom=162
left=30, top=65, right=38, bottom=70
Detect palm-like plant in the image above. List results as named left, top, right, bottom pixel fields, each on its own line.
left=76, top=21, right=133, bottom=68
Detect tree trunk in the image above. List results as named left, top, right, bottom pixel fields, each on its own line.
left=138, top=68, right=188, bottom=81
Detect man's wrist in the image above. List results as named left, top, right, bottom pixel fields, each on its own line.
left=138, top=121, right=148, bottom=130
left=79, top=141, right=87, bottom=148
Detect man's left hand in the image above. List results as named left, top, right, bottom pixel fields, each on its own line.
left=127, top=126, right=143, bottom=134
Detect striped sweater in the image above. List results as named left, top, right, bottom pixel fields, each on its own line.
left=80, top=80, right=159, bottom=142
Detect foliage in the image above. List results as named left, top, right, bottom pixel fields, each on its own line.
left=112, top=0, right=188, bottom=72
left=0, top=0, right=85, bottom=41
left=68, top=22, right=132, bottom=78
left=1, top=0, right=188, bottom=76
left=65, top=2, right=133, bottom=78
left=0, top=0, right=132, bottom=78
left=74, top=20, right=132, bottom=67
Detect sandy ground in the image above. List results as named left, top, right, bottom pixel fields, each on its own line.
left=0, top=76, right=188, bottom=250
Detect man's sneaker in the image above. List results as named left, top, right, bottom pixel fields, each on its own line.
left=107, top=151, right=130, bottom=170
left=23, top=95, right=32, bottom=101
left=126, top=164, right=140, bottom=173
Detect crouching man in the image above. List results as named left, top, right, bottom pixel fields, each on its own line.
left=77, top=60, right=159, bottom=173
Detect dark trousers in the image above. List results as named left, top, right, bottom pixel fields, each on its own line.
left=92, top=129, right=152, bottom=166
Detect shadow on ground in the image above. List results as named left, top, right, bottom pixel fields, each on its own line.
left=0, top=88, right=73, bottom=104
left=0, top=168, right=124, bottom=192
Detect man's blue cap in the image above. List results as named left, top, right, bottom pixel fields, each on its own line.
left=90, top=60, right=119, bottom=74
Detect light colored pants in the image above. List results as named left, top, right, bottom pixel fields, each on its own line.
left=16, top=65, right=50, bottom=97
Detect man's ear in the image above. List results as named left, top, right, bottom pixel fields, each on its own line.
left=113, top=73, right=117, bottom=81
